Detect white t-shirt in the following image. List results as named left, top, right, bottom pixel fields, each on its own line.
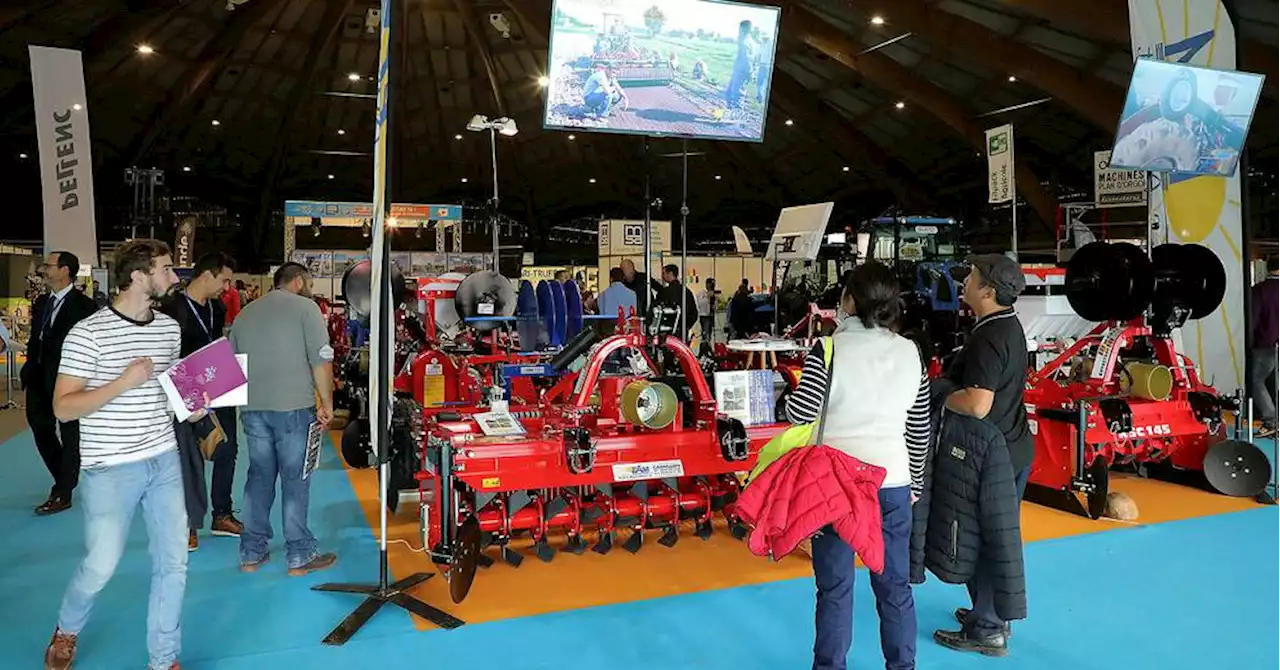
left=58, top=307, right=181, bottom=468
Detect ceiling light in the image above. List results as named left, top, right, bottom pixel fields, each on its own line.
left=714, top=175, right=722, bottom=180
left=182, top=166, right=191, bottom=172
left=842, top=166, right=850, bottom=172
left=895, top=101, right=905, bottom=109
left=455, top=134, right=463, bottom=140
left=537, top=75, right=550, bottom=87
left=327, top=174, right=334, bottom=179
left=19, top=153, right=28, bottom=159
left=568, top=134, right=576, bottom=140
left=1008, top=75, right=1017, bottom=82
left=347, top=73, right=361, bottom=81
left=461, top=177, right=468, bottom=183
left=137, top=45, right=154, bottom=55
left=211, top=119, right=220, bottom=126
left=72, top=103, right=82, bottom=111
left=870, top=16, right=885, bottom=25
left=784, top=119, right=794, bottom=126
left=337, top=129, right=346, bottom=135
left=589, top=178, right=596, bottom=184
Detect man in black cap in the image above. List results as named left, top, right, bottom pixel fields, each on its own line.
left=934, top=252, right=1032, bottom=656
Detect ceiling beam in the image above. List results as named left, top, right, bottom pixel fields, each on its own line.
left=125, top=0, right=282, bottom=167
left=995, top=0, right=1277, bottom=99
left=769, top=70, right=930, bottom=207
left=782, top=3, right=1056, bottom=230
left=0, top=0, right=64, bottom=34
left=843, top=0, right=1124, bottom=131
left=255, top=0, right=355, bottom=245
left=452, top=0, right=509, bottom=117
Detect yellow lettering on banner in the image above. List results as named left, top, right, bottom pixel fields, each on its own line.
left=482, top=477, right=501, bottom=489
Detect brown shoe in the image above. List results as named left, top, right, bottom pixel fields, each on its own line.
left=288, top=552, right=337, bottom=577
left=43, top=629, right=77, bottom=670
left=188, top=530, right=198, bottom=552
left=240, top=552, right=270, bottom=573
left=211, top=514, right=244, bottom=537
left=35, top=495, right=72, bottom=516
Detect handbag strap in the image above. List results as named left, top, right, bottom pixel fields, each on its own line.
left=812, top=337, right=836, bottom=446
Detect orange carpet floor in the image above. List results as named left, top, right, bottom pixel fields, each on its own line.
left=334, top=435, right=1268, bottom=630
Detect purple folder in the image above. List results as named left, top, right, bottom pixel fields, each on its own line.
left=164, top=337, right=248, bottom=412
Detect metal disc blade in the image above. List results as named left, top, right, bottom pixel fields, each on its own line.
left=454, top=271, right=516, bottom=333
left=549, top=280, right=567, bottom=347
left=449, top=515, right=482, bottom=604
left=516, top=280, right=540, bottom=349
left=1203, top=439, right=1272, bottom=498
left=563, top=280, right=583, bottom=340
left=536, top=281, right=554, bottom=348
left=341, top=259, right=408, bottom=318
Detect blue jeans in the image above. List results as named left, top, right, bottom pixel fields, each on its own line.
left=57, top=449, right=188, bottom=668
left=812, top=486, right=916, bottom=670
left=964, top=465, right=1030, bottom=635
left=239, top=408, right=319, bottom=569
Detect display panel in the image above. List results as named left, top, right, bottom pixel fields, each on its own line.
left=1109, top=58, right=1265, bottom=177
left=543, top=0, right=781, bottom=143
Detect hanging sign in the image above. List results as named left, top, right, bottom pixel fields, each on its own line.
left=1093, top=150, right=1147, bottom=208
left=985, top=124, right=1014, bottom=204
left=29, top=46, right=99, bottom=266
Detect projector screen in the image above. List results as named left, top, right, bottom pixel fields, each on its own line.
left=1109, top=58, right=1265, bottom=178
left=543, top=0, right=781, bottom=143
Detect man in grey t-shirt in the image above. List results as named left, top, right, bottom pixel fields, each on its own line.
left=230, top=262, right=337, bottom=575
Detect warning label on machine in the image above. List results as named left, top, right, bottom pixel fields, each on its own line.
left=612, top=459, right=685, bottom=482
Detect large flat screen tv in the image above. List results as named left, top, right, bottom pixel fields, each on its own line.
left=1109, top=58, right=1265, bottom=178
left=542, top=0, right=781, bottom=143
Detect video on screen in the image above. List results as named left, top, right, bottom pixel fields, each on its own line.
left=1109, top=58, right=1265, bottom=178
left=542, top=0, right=781, bottom=143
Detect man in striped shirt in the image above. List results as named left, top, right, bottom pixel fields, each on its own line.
left=43, top=240, right=207, bottom=670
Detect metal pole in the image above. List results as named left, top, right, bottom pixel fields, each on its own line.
left=1011, top=199, right=1018, bottom=261
left=642, top=137, right=652, bottom=329
left=680, top=139, right=688, bottom=341
left=490, top=126, right=500, bottom=272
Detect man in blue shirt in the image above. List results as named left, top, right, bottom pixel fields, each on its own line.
left=597, top=268, right=637, bottom=329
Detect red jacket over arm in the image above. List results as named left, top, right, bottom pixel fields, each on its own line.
left=736, top=445, right=887, bottom=573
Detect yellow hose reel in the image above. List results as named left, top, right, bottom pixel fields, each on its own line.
left=620, top=380, right=679, bottom=430
left=1121, top=362, right=1174, bottom=401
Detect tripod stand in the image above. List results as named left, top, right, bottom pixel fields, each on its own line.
left=311, top=0, right=463, bottom=644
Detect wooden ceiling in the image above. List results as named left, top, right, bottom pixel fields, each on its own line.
left=0, top=0, right=1276, bottom=262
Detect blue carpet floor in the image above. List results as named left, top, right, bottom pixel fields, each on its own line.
left=1, top=428, right=1276, bottom=669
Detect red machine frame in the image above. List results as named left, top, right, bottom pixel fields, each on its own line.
left=1025, top=318, right=1237, bottom=517
left=417, top=333, right=788, bottom=596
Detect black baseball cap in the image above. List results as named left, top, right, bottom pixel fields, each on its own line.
left=966, top=253, right=1025, bottom=306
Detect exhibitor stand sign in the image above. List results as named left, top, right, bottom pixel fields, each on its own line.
left=1093, top=150, right=1147, bottom=208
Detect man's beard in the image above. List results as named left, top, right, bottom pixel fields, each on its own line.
left=149, top=280, right=179, bottom=300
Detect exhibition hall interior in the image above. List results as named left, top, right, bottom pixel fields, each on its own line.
left=1, top=0, right=1278, bottom=668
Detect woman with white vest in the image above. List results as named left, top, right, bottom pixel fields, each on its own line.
left=785, top=261, right=932, bottom=670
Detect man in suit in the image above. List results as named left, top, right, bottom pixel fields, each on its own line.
left=24, top=251, right=98, bottom=515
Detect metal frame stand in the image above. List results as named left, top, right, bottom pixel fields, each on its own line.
left=311, top=0, right=462, bottom=645
left=1, top=313, right=22, bottom=410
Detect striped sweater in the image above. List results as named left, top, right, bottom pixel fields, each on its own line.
left=785, top=324, right=932, bottom=496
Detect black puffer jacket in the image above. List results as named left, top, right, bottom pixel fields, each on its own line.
left=921, top=406, right=1027, bottom=621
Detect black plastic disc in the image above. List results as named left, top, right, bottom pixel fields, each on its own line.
left=1066, top=241, right=1153, bottom=322
left=1203, top=439, right=1272, bottom=498
left=449, top=515, right=482, bottom=604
